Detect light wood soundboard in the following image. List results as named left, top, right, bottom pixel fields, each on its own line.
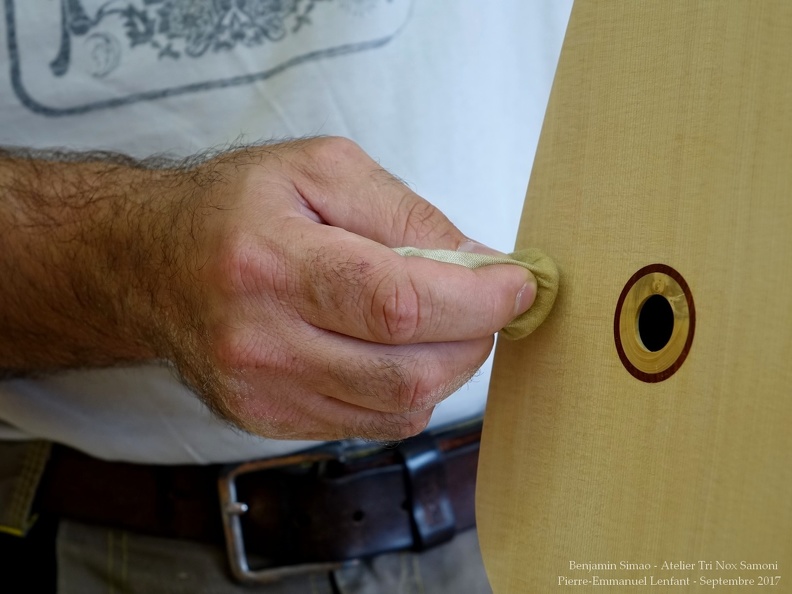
left=477, top=2, right=792, bottom=592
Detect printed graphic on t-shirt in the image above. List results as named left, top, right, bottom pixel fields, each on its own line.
left=5, top=0, right=411, bottom=116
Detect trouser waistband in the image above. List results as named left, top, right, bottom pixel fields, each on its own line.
left=31, top=420, right=481, bottom=583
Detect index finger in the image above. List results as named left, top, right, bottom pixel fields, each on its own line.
left=287, top=136, right=475, bottom=251
left=295, top=227, right=537, bottom=344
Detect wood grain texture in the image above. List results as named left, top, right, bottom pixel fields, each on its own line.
left=477, top=2, right=792, bottom=592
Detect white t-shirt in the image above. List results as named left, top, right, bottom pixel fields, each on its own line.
left=0, top=0, right=572, bottom=463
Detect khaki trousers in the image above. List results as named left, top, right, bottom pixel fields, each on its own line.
left=0, top=440, right=492, bottom=594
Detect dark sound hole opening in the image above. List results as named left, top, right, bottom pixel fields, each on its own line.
left=638, top=294, right=674, bottom=352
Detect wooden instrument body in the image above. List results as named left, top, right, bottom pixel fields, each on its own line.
left=477, top=2, right=792, bottom=592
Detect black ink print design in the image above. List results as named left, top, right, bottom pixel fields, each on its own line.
left=5, top=0, right=411, bottom=116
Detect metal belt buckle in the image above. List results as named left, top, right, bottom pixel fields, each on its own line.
left=218, top=450, right=359, bottom=584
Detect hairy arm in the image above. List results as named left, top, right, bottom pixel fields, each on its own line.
left=0, top=138, right=537, bottom=441
left=0, top=148, right=188, bottom=374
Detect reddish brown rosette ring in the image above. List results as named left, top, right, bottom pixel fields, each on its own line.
left=614, top=264, right=695, bottom=383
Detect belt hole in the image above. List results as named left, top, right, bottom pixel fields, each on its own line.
left=352, top=510, right=365, bottom=523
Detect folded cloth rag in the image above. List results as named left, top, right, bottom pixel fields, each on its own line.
left=393, top=247, right=559, bottom=340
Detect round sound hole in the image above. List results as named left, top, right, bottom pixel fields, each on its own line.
left=614, top=264, right=695, bottom=383
left=638, top=294, right=674, bottom=352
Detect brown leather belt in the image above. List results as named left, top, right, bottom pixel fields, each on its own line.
left=36, top=420, right=481, bottom=583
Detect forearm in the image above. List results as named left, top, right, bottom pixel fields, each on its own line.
left=0, top=137, right=536, bottom=441
left=0, top=149, right=188, bottom=375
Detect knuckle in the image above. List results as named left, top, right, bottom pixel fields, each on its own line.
left=327, top=351, right=443, bottom=417
left=328, top=354, right=415, bottom=413
left=387, top=363, right=419, bottom=414
left=366, top=357, right=444, bottom=416
left=301, top=136, right=363, bottom=172
left=408, top=352, right=486, bottom=412
left=371, top=275, right=425, bottom=344
left=406, top=368, right=444, bottom=412
left=319, top=135, right=361, bottom=156
left=378, top=412, right=433, bottom=441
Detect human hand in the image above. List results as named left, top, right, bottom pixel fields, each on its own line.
left=156, top=138, right=536, bottom=441
left=0, top=139, right=535, bottom=441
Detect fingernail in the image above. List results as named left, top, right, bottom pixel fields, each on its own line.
left=458, top=239, right=508, bottom=257
left=514, top=273, right=538, bottom=316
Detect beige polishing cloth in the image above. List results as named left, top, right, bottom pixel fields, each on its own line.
left=393, top=247, right=559, bottom=340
